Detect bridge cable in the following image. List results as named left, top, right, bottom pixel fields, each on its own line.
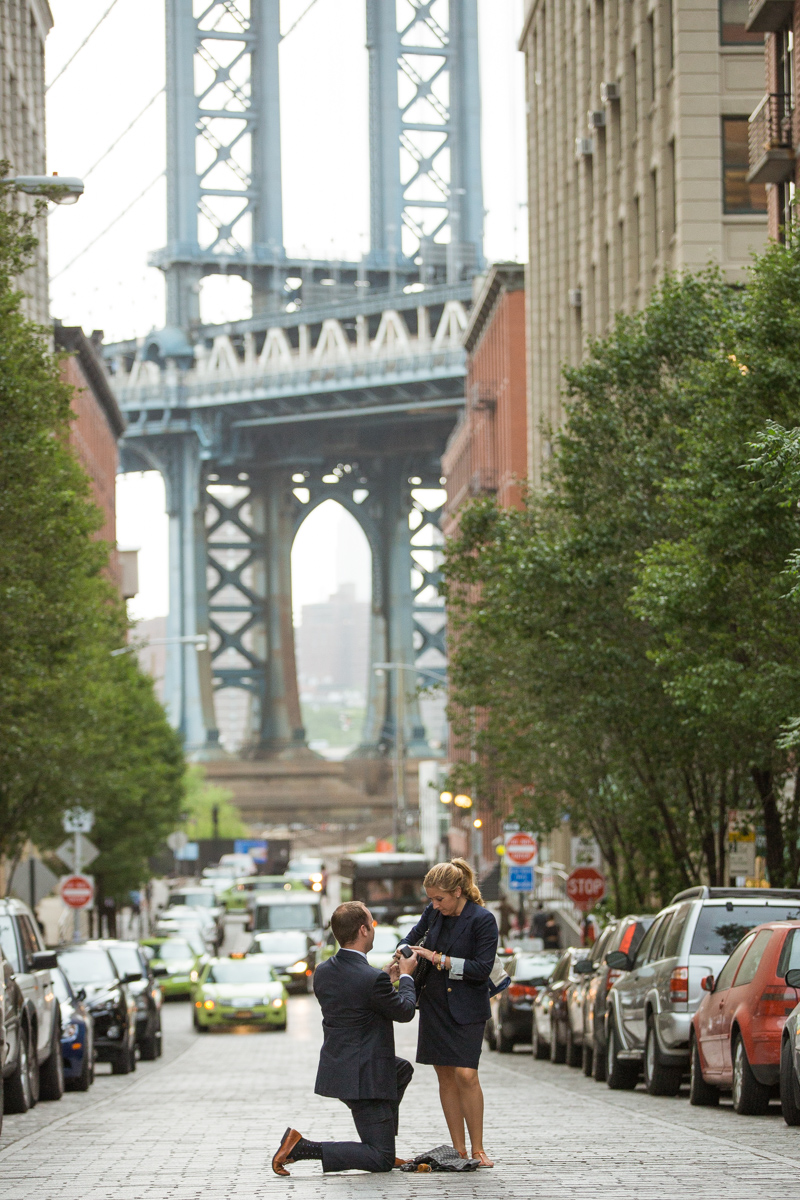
left=281, top=0, right=322, bottom=40
left=49, top=170, right=165, bottom=282
left=83, top=88, right=165, bottom=180
left=46, top=0, right=121, bottom=92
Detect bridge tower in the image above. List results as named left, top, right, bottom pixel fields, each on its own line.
left=120, top=0, right=483, bottom=762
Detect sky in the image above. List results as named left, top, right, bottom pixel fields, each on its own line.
left=46, top=0, right=527, bottom=621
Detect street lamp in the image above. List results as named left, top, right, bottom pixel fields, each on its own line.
left=111, top=634, right=208, bottom=657
left=11, top=175, right=84, bottom=205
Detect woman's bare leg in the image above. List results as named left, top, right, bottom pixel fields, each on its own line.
left=433, top=1065, right=467, bottom=1155
left=454, top=1068, right=490, bottom=1160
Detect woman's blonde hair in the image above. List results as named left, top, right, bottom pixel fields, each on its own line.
left=424, top=858, right=484, bottom=906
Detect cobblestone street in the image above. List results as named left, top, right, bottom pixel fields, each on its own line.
left=2, top=991, right=800, bottom=1200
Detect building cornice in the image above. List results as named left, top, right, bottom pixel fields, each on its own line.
left=30, top=0, right=54, bottom=41
left=54, top=324, right=126, bottom=438
left=463, top=262, right=525, bottom=355
left=518, top=0, right=539, bottom=50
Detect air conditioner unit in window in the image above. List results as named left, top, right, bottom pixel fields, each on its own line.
left=568, top=289, right=583, bottom=309
left=588, top=109, right=606, bottom=129
left=601, top=81, right=620, bottom=103
left=575, top=137, right=594, bottom=158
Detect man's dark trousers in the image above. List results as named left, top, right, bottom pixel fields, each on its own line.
left=320, top=1057, right=413, bottom=1173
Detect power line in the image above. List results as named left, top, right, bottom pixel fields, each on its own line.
left=46, top=0, right=121, bottom=92
left=281, top=0, right=322, bottom=40
left=49, top=171, right=165, bottom=282
left=83, top=88, right=165, bottom=179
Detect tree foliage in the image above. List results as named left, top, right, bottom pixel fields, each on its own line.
left=444, top=234, right=800, bottom=906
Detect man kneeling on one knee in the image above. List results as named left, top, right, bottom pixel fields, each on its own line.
left=272, top=901, right=418, bottom=1175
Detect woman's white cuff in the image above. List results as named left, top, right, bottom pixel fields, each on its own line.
left=448, top=956, right=465, bottom=979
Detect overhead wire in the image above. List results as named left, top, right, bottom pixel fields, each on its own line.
left=49, top=171, right=165, bottom=282
left=281, top=0, right=322, bottom=40
left=83, top=88, right=165, bottom=179
left=46, top=0, right=121, bottom=92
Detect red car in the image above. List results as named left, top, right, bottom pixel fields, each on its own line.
left=690, top=920, right=800, bottom=1114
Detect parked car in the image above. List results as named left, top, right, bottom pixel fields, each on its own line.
left=247, top=891, right=323, bottom=938
left=1, top=940, right=35, bottom=1117
left=779, top=945, right=800, bottom=1125
left=486, top=951, right=560, bottom=1053
left=140, top=936, right=205, bottom=999
left=191, top=955, right=288, bottom=1031
left=0, top=898, right=64, bottom=1109
left=690, top=920, right=800, bottom=1113
left=247, top=930, right=318, bottom=992
left=576, top=915, right=654, bottom=1080
left=221, top=876, right=305, bottom=912
left=532, top=948, right=592, bottom=1063
left=605, top=886, right=800, bottom=1094
left=51, top=967, right=94, bottom=1092
left=102, top=940, right=163, bottom=1060
left=166, top=887, right=225, bottom=948
left=57, top=944, right=138, bottom=1076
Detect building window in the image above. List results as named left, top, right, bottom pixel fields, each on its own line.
left=719, top=0, right=764, bottom=45
left=722, top=117, right=768, bottom=213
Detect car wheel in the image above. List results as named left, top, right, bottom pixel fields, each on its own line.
left=606, top=1018, right=638, bottom=1090
left=485, top=1019, right=497, bottom=1051
left=689, top=1036, right=719, bottom=1107
left=732, top=1035, right=770, bottom=1116
left=532, top=1016, right=548, bottom=1060
left=39, top=1018, right=65, bottom=1102
left=582, top=1040, right=594, bottom=1077
left=780, top=1035, right=800, bottom=1126
left=593, top=1035, right=607, bottom=1082
left=111, top=1041, right=132, bottom=1075
left=4, top=1022, right=34, bottom=1113
left=139, top=1031, right=158, bottom=1061
left=70, top=1045, right=93, bottom=1093
left=497, top=1021, right=514, bottom=1054
left=550, top=1020, right=566, bottom=1064
left=643, top=1016, right=682, bottom=1097
left=566, top=1024, right=582, bottom=1068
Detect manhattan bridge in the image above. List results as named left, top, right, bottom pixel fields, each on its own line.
left=105, top=0, right=484, bottom=816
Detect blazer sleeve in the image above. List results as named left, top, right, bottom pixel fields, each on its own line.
left=404, top=903, right=433, bottom=947
left=369, top=970, right=417, bottom=1023
left=448, top=910, right=498, bottom=983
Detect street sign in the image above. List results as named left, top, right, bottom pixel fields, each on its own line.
left=729, top=841, right=756, bottom=875
left=59, top=874, right=95, bottom=910
left=55, top=835, right=99, bottom=872
left=508, top=865, right=534, bottom=891
left=566, top=866, right=606, bottom=911
left=505, top=832, right=538, bottom=865
left=63, top=807, right=94, bottom=834
left=10, top=858, right=58, bottom=908
left=167, top=831, right=188, bottom=852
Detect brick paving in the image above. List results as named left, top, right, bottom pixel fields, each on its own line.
left=2, top=991, right=800, bottom=1199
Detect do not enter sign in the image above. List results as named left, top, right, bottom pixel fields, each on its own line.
left=505, top=832, right=538, bottom=865
left=566, top=866, right=605, bottom=911
left=59, top=874, right=94, bottom=910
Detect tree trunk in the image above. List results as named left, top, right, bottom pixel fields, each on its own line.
left=752, top=767, right=785, bottom=885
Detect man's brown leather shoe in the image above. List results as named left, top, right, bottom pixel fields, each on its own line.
left=272, top=1127, right=303, bottom=1176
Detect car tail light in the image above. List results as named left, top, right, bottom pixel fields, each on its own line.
left=754, top=987, right=797, bottom=1018
left=606, top=969, right=622, bottom=992
left=669, top=967, right=689, bottom=1004
left=560, top=988, right=568, bottom=1004
left=508, top=984, right=537, bottom=1000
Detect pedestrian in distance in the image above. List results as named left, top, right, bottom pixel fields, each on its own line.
left=271, top=900, right=417, bottom=1176
left=400, top=858, right=499, bottom=1168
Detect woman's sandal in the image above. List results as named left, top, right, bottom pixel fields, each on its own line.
left=473, top=1151, right=494, bottom=1168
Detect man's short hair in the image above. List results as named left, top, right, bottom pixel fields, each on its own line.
left=331, top=901, right=371, bottom=947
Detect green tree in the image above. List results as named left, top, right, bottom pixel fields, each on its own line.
left=182, top=766, right=247, bottom=840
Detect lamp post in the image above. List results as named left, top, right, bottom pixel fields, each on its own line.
left=373, top=662, right=444, bottom=851
left=110, top=634, right=208, bottom=657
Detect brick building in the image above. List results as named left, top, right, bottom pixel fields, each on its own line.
left=442, top=263, right=527, bottom=537
left=746, top=0, right=798, bottom=240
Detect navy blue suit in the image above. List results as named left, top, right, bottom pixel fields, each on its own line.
left=312, top=948, right=416, bottom=1172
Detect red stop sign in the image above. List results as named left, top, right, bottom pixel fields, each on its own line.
left=566, top=867, right=605, bottom=911
left=60, top=874, right=94, bottom=909
left=506, top=832, right=537, bottom=865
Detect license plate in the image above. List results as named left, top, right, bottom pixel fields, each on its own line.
left=235, top=1009, right=253, bottom=1018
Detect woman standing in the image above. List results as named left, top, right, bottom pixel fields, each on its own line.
left=403, top=858, right=499, bottom=1167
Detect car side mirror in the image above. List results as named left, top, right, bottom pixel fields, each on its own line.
left=123, top=972, right=143, bottom=984
left=574, top=959, right=594, bottom=974
left=152, top=965, right=169, bottom=978
left=76, top=987, right=86, bottom=1002
left=605, top=951, right=631, bottom=971
left=785, top=968, right=800, bottom=989
left=31, top=950, right=58, bottom=970
left=701, top=974, right=714, bottom=992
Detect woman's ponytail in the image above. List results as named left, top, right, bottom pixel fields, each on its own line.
left=424, top=857, right=485, bottom=906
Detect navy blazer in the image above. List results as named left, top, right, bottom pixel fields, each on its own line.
left=313, top=948, right=416, bottom=1101
left=406, top=901, right=498, bottom=1025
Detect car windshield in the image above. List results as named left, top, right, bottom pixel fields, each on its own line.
left=52, top=968, right=72, bottom=1004
left=253, top=933, right=307, bottom=954
left=169, top=892, right=215, bottom=908
left=154, top=940, right=195, bottom=961
left=515, top=956, right=559, bottom=984
left=254, top=903, right=319, bottom=932
left=59, top=949, right=115, bottom=986
left=691, top=904, right=800, bottom=955
left=108, top=946, right=142, bottom=977
left=206, top=960, right=275, bottom=984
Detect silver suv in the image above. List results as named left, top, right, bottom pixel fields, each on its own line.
left=605, top=886, right=800, bottom=1095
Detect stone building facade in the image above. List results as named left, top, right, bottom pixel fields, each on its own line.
left=519, top=0, right=769, bottom=485
left=746, top=0, right=798, bottom=241
left=0, top=0, right=52, bottom=322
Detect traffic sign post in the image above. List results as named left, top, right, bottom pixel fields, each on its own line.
left=566, top=866, right=606, bottom=911
left=505, top=832, right=538, bottom=865
left=59, top=874, right=94, bottom=910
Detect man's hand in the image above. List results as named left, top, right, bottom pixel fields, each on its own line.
left=386, top=960, right=401, bottom=983
left=398, top=950, right=418, bottom=975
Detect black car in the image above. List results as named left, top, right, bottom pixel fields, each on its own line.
left=101, top=940, right=163, bottom=1060
left=486, top=950, right=561, bottom=1053
left=52, top=967, right=94, bottom=1092
left=57, top=944, right=138, bottom=1075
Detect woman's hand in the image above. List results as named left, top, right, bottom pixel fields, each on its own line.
left=412, top=946, right=437, bottom=963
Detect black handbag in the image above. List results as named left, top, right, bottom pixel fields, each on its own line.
left=412, top=931, right=432, bottom=1000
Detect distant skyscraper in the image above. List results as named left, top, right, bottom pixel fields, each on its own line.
left=296, top=583, right=370, bottom=700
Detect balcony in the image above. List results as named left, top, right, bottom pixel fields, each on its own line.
left=746, top=0, right=795, bottom=32
left=748, top=93, right=796, bottom=184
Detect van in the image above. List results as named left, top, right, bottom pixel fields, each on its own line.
left=249, top=891, right=323, bottom=936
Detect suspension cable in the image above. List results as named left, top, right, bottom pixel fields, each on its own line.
left=49, top=171, right=165, bottom=282
left=46, top=0, right=121, bottom=92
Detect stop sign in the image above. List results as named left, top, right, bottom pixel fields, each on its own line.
left=566, top=867, right=605, bottom=911
left=505, top=832, right=538, bottom=865
left=59, top=874, right=94, bottom=910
